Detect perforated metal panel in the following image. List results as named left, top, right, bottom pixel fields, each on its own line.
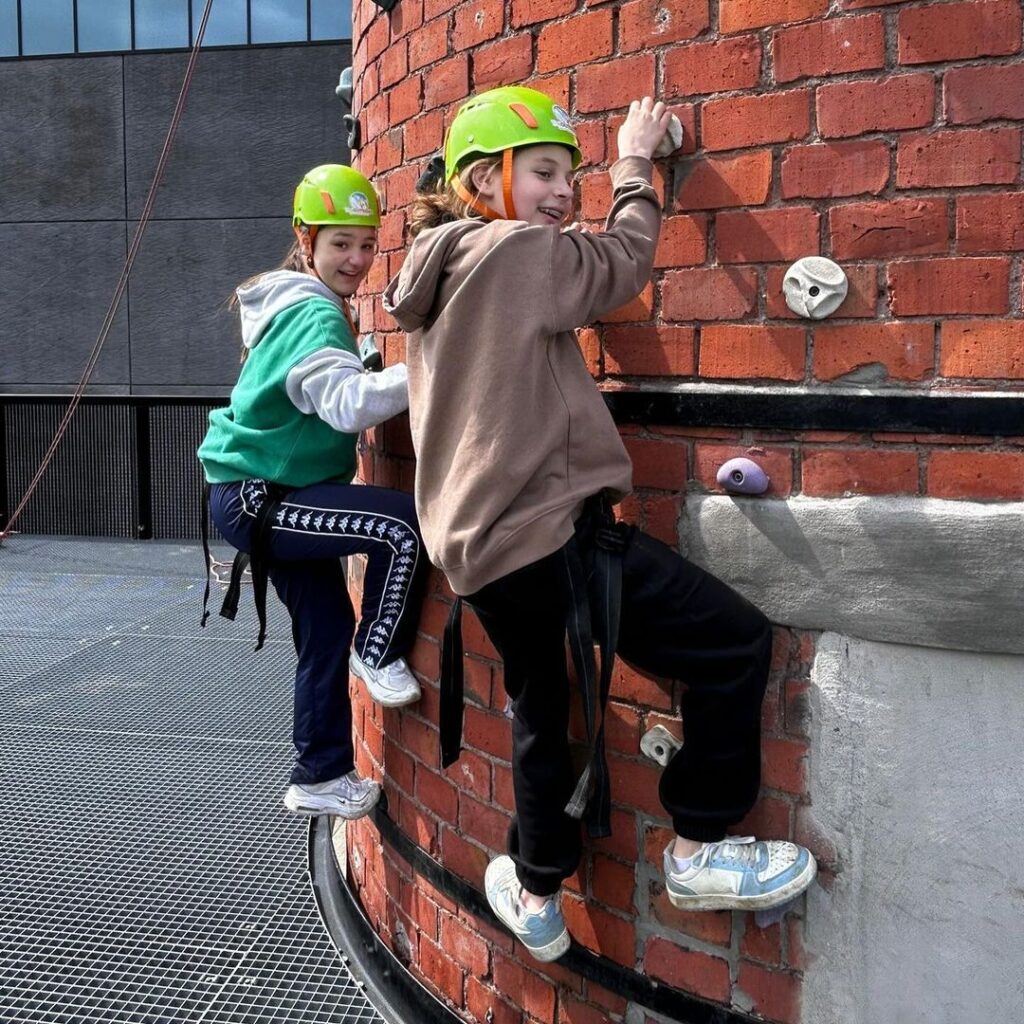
left=3, top=402, right=139, bottom=537
left=0, top=536, right=385, bottom=1024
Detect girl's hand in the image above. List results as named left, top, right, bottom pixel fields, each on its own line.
left=617, top=97, right=672, bottom=161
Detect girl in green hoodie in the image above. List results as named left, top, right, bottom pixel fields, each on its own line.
left=199, top=165, right=427, bottom=821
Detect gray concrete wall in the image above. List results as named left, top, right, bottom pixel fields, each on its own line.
left=803, top=633, right=1024, bottom=1023
left=683, top=495, right=1024, bottom=655
left=0, top=43, right=350, bottom=396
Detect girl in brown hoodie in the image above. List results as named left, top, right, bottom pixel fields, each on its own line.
left=384, top=88, right=816, bottom=963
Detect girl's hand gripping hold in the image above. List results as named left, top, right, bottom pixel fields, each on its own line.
left=617, top=97, right=673, bottom=161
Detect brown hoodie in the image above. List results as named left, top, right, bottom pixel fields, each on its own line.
left=383, top=156, right=661, bottom=596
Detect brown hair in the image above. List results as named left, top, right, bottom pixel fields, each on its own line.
left=408, top=156, right=501, bottom=238
left=231, top=237, right=311, bottom=362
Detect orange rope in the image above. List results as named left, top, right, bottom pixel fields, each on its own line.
left=0, top=0, right=216, bottom=545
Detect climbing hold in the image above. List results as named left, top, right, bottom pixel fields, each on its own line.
left=716, top=457, right=770, bottom=495
left=783, top=256, right=848, bottom=319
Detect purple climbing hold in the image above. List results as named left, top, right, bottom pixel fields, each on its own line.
left=716, top=457, right=770, bottom=495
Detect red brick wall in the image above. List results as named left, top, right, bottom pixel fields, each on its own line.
left=345, top=1, right=1023, bottom=1021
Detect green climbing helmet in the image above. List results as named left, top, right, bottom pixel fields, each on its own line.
left=444, top=86, right=583, bottom=181
left=292, top=164, right=380, bottom=229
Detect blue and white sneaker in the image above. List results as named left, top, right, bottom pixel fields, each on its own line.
left=664, top=836, right=816, bottom=912
left=484, top=855, right=570, bottom=963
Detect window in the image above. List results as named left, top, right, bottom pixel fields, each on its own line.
left=0, top=0, right=352, bottom=58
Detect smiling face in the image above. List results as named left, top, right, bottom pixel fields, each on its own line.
left=471, top=143, right=575, bottom=226
left=306, top=225, right=377, bottom=298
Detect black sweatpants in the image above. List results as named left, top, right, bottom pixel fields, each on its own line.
left=209, top=479, right=427, bottom=786
left=466, top=523, right=772, bottom=898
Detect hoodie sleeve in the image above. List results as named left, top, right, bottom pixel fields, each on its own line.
left=545, top=156, right=661, bottom=335
left=286, top=351, right=409, bottom=432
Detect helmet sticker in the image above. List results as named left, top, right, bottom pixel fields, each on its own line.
left=345, top=191, right=373, bottom=217
left=551, top=104, right=577, bottom=140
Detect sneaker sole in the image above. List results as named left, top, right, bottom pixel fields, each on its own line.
left=667, top=857, right=817, bottom=912
left=282, top=791, right=380, bottom=821
left=349, top=660, right=421, bottom=708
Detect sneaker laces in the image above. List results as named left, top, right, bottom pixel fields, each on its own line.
left=698, top=836, right=758, bottom=869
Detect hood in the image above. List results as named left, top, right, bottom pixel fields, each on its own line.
left=236, top=270, right=347, bottom=350
left=383, top=219, right=501, bottom=332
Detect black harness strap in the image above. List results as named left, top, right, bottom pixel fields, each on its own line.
left=439, top=596, right=464, bottom=768
left=199, top=481, right=287, bottom=651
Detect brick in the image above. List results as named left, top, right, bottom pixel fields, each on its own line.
left=463, top=704, right=513, bottom=760
left=702, top=89, right=810, bottom=151
left=888, top=258, right=1010, bottom=316
left=945, top=63, right=1024, bottom=125
left=423, top=54, right=469, bottom=109
left=676, top=150, right=772, bottom=210
left=898, top=127, right=1021, bottom=189
left=927, top=450, right=1024, bottom=500
left=403, top=108, right=445, bottom=159
left=814, top=322, right=934, bottom=383
left=562, top=897, right=636, bottom=965
left=767, top=264, right=877, bottom=320
left=409, top=17, right=449, bottom=71
left=472, top=33, right=533, bottom=89
left=773, top=14, right=885, bottom=82
left=604, top=326, right=696, bottom=377
left=694, top=443, right=794, bottom=496
left=663, top=268, right=759, bottom=321
left=521, top=71, right=571, bottom=107
left=736, top=962, right=801, bottom=1023
left=829, top=199, right=948, bottom=259
left=425, top=0, right=461, bottom=18
left=391, top=0, right=424, bottom=37
left=716, top=207, right=820, bottom=263
left=453, top=0, right=504, bottom=51
left=458, top=792, right=511, bottom=852
left=440, top=826, right=490, bottom=887
left=700, top=324, right=806, bottom=380
left=511, top=0, right=574, bottom=27
left=802, top=448, right=919, bottom=497
left=418, top=936, right=465, bottom=1005
left=591, top=854, right=637, bottom=914
left=620, top=0, right=709, bottom=52
left=577, top=55, right=656, bottom=114
left=493, top=954, right=556, bottom=1024
left=379, top=39, right=409, bottom=89
left=644, top=937, right=731, bottom=1003
left=596, top=283, right=654, bottom=325
left=440, top=912, right=490, bottom=976
left=940, top=321, right=1024, bottom=379
left=817, top=74, right=934, bottom=138
left=624, top=437, right=688, bottom=490
left=415, top=768, right=458, bottom=820
left=607, top=755, right=667, bottom=818
left=558, top=993, right=616, bottom=1024
left=402, top=713, right=440, bottom=768
left=655, top=215, right=707, bottom=268
left=721, top=0, right=828, bottom=33
left=610, top=661, right=673, bottom=710
left=898, top=0, right=1022, bottom=65
left=389, top=75, right=423, bottom=125
left=742, top=920, right=783, bottom=965
left=537, top=11, right=612, bottom=73
left=465, top=978, right=521, bottom=1024
left=664, top=35, right=761, bottom=97
left=782, top=140, right=889, bottom=199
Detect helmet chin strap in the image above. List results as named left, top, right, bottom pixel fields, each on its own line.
left=452, top=149, right=518, bottom=221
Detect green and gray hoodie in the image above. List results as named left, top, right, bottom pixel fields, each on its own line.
left=199, top=270, right=408, bottom=488
left=383, top=156, right=661, bottom=595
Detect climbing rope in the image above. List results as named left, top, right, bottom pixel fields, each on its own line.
left=0, top=0, right=216, bottom=546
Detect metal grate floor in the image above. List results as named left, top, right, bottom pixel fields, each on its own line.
left=0, top=537, right=386, bottom=1024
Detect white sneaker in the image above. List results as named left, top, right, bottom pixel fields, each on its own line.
left=349, top=651, right=421, bottom=707
left=664, top=836, right=816, bottom=912
left=283, top=770, right=381, bottom=819
left=484, top=855, right=570, bottom=963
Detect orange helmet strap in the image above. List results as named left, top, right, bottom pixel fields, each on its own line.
left=501, top=148, right=517, bottom=220
left=452, top=176, right=502, bottom=221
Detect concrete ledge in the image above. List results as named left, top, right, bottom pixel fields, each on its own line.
left=683, top=496, right=1023, bottom=654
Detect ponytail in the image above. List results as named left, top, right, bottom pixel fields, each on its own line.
left=408, top=156, right=501, bottom=238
